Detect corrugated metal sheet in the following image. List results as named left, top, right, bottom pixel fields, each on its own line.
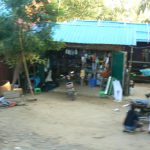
left=51, top=20, right=150, bottom=45
left=52, top=23, right=136, bottom=45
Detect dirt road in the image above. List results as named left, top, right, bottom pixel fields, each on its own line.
left=0, top=84, right=150, bottom=150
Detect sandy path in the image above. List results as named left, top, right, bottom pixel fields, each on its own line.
left=0, top=84, right=150, bottom=150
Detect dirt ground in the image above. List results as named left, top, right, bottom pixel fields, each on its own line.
left=0, top=83, right=150, bottom=150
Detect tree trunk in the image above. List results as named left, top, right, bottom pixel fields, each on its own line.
left=12, top=56, right=23, bottom=88
left=21, top=51, right=34, bottom=96
left=19, top=27, right=34, bottom=96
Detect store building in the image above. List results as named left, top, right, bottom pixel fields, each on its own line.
left=49, top=20, right=150, bottom=92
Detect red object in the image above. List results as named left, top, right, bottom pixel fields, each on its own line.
left=0, top=101, right=16, bottom=108
left=101, top=70, right=109, bottom=78
left=8, top=101, right=17, bottom=107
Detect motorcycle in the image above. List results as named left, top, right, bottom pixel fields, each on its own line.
left=131, top=99, right=150, bottom=121
left=60, top=71, right=76, bottom=101
left=66, top=81, right=76, bottom=100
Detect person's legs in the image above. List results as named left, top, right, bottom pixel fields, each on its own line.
left=123, top=126, right=135, bottom=133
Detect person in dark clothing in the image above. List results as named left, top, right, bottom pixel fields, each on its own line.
left=123, top=104, right=144, bottom=132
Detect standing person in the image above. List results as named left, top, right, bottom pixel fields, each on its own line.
left=123, top=103, right=144, bottom=133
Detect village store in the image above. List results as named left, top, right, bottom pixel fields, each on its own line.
left=46, top=20, right=137, bottom=95
left=45, top=45, right=126, bottom=91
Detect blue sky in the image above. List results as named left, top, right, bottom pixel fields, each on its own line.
left=0, top=0, right=10, bottom=16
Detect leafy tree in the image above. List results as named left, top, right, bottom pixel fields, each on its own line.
left=138, top=0, right=150, bottom=13
left=0, top=0, right=63, bottom=95
left=56, top=0, right=107, bottom=21
left=56, top=0, right=142, bottom=23
left=138, top=0, right=150, bottom=22
left=103, top=0, right=141, bottom=23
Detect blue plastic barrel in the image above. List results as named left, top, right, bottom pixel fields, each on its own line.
left=88, top=78, right=96, bottom=87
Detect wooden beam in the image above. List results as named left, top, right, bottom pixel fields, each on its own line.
left=66, top=43, right=125, bottom=51
left=128, top=61, right=150, bottom=64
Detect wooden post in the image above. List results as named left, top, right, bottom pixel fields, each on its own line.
left=129, top=47, right=134, bottom=72
left=124, top=69, right=130, bottom=96
left=124, top=46, right=134, bottom=96
left=125, top=46, right=133, bottom=96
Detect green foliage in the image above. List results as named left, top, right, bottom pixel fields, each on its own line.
left=56, top=0, right=124, bottom=21
left=138, top=0, right=150, bottom=13
left=26, top=53, right=46, bottom=64
left=0, top=0, right=64, bottom=67
left=4, top=56, right=18, bottom=68
left=57, top=0, right=105, bottom=21
left=137, top=0, right=150, bottom=22
left=56, top=0, right=143, bottom=23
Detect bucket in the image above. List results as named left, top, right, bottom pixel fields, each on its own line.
left=0, top=80, right=11, bottom=96
left=88, top=78, right=96, bottom=87
left=99, top=90, right=107, bottom=98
